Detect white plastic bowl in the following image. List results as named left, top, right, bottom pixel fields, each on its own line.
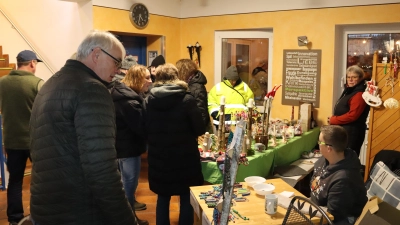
left=244, top=176, right=266, bottom=188
left=253, top=183, right=275, bottom=195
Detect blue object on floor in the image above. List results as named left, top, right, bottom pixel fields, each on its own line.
left=0, top=114, right=6, bottom=190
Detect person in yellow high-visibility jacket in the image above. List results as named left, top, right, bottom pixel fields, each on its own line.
left=208, top=65, right=254, bottom=127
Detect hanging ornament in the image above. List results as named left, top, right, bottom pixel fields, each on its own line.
left=362, top=79, right=382, bottom=107
left=383, top=76, right=399, bottom=109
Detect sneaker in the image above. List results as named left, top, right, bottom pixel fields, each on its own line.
left=134, top=201, right=147, bottom=211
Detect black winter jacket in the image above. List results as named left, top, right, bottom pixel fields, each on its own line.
left=310, top=149, right=367, bottom=223
left=29, top=60, right=136, bottom=225
left=188, top=71, right=209, bottom=128
left=110, top=81, right=146, bottom=158
left=145, top=81, right=205, bottom=196
left=333, top=81, right=369, bottom=154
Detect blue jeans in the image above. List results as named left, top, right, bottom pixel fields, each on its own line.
left=5, top=148, right=30, bottom=223
left=156, top=192, right=193, bottom=225
left=118, top=156, right=141, bottom=207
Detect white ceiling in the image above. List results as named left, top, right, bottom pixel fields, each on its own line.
left=92, top=0, right=400, bottom=18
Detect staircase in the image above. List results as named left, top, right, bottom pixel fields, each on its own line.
left=0, top=46, right=16, bottom=77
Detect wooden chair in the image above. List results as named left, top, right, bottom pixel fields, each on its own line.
left=18, top=215, right=33, bottom=225
left=282, top=196, right=333, bottom=225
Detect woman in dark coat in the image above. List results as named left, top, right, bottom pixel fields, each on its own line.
left=145, top=63, right=205, bottom=225
left=329, top=65, right=370, bottom=156
left=110, top=65, right=152, bottom=225
left=176, top=59, right=209, bottom=129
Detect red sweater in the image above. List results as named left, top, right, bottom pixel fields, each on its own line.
left=330, top=92, right=367, bottom=125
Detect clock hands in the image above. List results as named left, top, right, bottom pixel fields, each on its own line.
left=130, top=3, right=148, bottom=28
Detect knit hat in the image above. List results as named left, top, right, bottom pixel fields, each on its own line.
left=150, top=55, right=165, bottom=68
left=121, top=56, right=138, bottom=70
left=225, top=65, right=239, bottom=80
left=16, top=50, right=42, bottom=62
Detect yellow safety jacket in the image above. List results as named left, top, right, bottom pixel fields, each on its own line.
left=208, top=79, right=254, bottom=125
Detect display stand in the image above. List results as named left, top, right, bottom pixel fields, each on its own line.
left=219, top=120, right=246, bottom=224
left=364, top=51, right=400, bottom=181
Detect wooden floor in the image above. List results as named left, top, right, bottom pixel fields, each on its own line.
left=0, top=154, right=180, bottom=225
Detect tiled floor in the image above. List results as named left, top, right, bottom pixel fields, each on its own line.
left=0, top=154, right=180, bottom=225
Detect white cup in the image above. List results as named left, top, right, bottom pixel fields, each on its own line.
left=265, top=194, right=278, bottom=215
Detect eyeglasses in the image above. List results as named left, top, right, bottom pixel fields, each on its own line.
left=318, top=141, right=333, bottom=147
left=346, top=76, right=359, bottom=80
left=99, top=48, right=122, bottom=69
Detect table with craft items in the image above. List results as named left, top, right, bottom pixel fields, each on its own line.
left=190, top=178, right=330, bottom=225
left=201, top=128, right=320, bottom=184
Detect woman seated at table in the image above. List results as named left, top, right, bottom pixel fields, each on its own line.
left=310, top=125, right=367, bottom=225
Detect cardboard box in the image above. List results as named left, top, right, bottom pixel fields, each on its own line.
left=355, top=197, right=400, bottom=225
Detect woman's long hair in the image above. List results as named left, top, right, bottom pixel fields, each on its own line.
left=122, top=65, right=148, bottom=93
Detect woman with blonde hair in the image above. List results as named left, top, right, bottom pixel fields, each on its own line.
left=176, top=59, right=209, bottom=129
left=110, top=64, right=152, bottom=225
left=145, top=63, right=205, bottom=225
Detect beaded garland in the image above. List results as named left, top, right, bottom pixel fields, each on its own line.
left=199, top=184, right=250, bottom=224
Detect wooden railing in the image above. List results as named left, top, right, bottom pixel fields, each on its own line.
left=0, top=5, right=54, bottom=74
left=0, top=46, right=16, bottom=78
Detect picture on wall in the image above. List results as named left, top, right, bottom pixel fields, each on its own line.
left=148, top=51, right=158, bottom=66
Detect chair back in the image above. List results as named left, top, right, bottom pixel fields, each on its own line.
left=18, top=215, right=33, bottom=225
left=282, top=196, right=333, bottom=225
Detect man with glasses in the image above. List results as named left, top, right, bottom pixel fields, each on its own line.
left=0, top=50, right=44, bottom=225
left=310, top=125, right=367, bottom=225
left=29, top=31, right=138, bottom=225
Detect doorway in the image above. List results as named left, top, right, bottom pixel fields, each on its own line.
left=112, top=33, right=165, bottom=67
left=215, top=30, right=273, bottom=108
left=334, top=23, right=400, bottom=165
left=334, top=23, right=400, bottom=106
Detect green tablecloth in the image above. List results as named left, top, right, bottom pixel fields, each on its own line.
left=271, top=127, right=320, bottom=167
left=201, top=127, right=320, bottom=184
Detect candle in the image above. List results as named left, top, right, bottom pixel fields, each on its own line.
left=220, top=96, right=226, bottom=105
left=247, top=98, right=254, bottom=108
left=291, top=105, right=294, bottom=122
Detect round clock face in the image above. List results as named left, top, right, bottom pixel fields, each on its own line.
left=129, top=3, right=149, bottom=29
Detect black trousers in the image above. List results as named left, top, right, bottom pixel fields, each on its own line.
left=5, top=148, right=30, bottom=223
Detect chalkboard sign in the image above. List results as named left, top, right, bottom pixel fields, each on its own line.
left=282, top=50, right=321, bottom=107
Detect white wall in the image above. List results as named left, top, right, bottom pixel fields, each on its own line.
left=0, top=0, right=92, bottom=81
left=93, top=0, right=181, bottom=17
left=178, top=0, right=400, bottom=18
left=1, top=0, right=399, bottom=81
left=93, top=0, right=400, bottom=18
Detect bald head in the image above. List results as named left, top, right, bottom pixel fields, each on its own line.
left=255, top=57, right=268, bottom=70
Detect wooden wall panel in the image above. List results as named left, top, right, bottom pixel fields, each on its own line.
left=365, top=52, right=400, bottom=181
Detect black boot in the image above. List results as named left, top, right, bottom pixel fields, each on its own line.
left=136, top=215, right=149, bottom=225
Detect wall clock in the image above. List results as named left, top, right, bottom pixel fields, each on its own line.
left=129, top=3, right=149, bottom=29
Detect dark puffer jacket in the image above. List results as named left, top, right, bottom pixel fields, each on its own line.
left=29, top=60, right=136, bottom=225
left=188, top=70, right=209, bottom=128
left=145, top=81, right=205, bottom=196
left=110, top=81, right=146, bottom=158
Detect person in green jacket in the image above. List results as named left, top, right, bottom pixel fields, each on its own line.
left=0, top=50, right=44, bottom=225
left=208, top=65, right=254, bottom=127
